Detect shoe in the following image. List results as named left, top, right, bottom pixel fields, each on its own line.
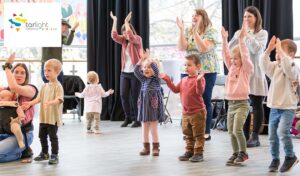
left=268, top=159, right=280, bottom=172
left=131, top=121, right=141, bottom=128
left=21, top=147, right=33, bottom=159
left=48, top=154, right=59, bottom=165
left=178, top=152, right=193, bottom=161
left=234, top=151, right=248, bottom=164
left=87, top=128, right=93, bottom=133
left=152, top=142, right=160, bottom=156
left=247, top=132, right=260, bottom=148
left=140, top=143, right=150, bottom=155
left=34, top=152, right=49, bottom=161
left=94, top=130, right=102, bottom=134
left=279, top=156, right=299, bottom=173
left=189, top=154, right=204, bottom=162
left=226, top=152, right=239, bottom=166
left=121, top=119, right=132, bottom=127
left=204, top=134, right=211, bottom=141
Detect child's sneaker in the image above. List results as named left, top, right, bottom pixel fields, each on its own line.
left=48, top=154, right=59, bottom=165
left=33, top=152, right=49, bottom=161
left=189, top=154, right=204, bottom=162
left=234, top=151, right=248, bottom=164
left=279, top=156, right=299, bottom=173
left=178, top=151, right=193, bottom=161
left=226, top=152, right=239, bottom=166
left=87, top=127, right=93, bottom=133
left=268, top=159, right=280, bottom=172
left=94, top=130, right=102, bottom=134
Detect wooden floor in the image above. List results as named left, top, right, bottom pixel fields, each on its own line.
left=0, top=116, right=300, bottom=176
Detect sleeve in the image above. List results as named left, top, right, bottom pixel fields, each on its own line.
left=111, top=31, right=125, bottom=44
left=228, top=30, right=240, bottom=49
left=62, top=30, right=75, bottom=45
left=134, top=64, right=146, bottom=82
left=99, top=85, right=110, bottom=98
left=126, top=30, right=143, bottom=45
left=196, top=74, right=206, bottom=95
left=281, top=54, right=300, bottom=80
left=245, top=30, right=268, bottom=54
left=150, top=62, right=159, bottom=77
left=240, top=39, right=254, bottom=75
left=222, top=38, right=232, bottom=69
left=259, top=52, right=277, bottom=78
left=75, top=87, right=87, bottom=98
left=161, top=74, right=181, bottom=93
left=56, top=84, right=64, bottom=103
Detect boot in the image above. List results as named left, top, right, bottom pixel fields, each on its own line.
left=120, top=118, right=132, bottom=127
left=247, top=132, right=260, bottom=147
left=152, top=143, right=160, bottom=156
left=139, top=143, right=150, bottom=155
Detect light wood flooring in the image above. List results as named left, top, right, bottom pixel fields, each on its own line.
left=0, top=116, right=300, bottom=176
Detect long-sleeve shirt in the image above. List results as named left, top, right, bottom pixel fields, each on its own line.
left=229, top=29, right=268, bottom=96
left=223, top=38, right=254, bottom=100
left=162, top=74, right=206, bottom=115
left=42, top=30, right=75, bottom=62
left=260, top=52, right=300, bottom=109
left=111, top=30, right=143, bottom=71
left=76, top=84, right=110, bottom=114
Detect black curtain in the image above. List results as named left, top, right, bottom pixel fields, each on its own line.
left=87, top=0, right=149, bottom=120
left=222, top=0, right=293, bottom=63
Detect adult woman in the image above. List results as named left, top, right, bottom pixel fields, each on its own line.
left=110, top=11, right=143, bottom=127
left=228, top=6, right=268, bottom=147
left=177, top=9, right=219, bottom=140
left=0, top=53, right=38, bottom=162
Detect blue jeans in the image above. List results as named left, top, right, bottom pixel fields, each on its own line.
left=41, top=62, right=64, bottom=85
left=0, top=131, right=33, bottom=162
left=268, top=109, right=295, bottom=160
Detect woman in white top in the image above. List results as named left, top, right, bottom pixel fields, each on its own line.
left=228, top=6, right=268, bottom=147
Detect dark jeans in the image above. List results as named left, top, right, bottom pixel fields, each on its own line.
left=41, top=62, right=64, bottom=85
left=244, top=95, right=265, bottom=140
left=120, top=72, right=141, bottom=121
left=39, top=123, right=59, bottom=155
left=180, top=72, right=217, bottom=134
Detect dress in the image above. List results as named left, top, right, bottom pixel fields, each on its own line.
left=134, top=63, right=164, bottom=122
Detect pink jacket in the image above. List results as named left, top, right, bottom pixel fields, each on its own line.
left=223, top=39, right=254, bottom=100
left=111, top=30, right=143, bottom=71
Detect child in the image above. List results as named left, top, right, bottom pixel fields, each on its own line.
left=23, top=59, right=64, bottom=165
left=260, top=36, right=299, bottom=173
left=161, top=54, right=206, bottom=162
left=0, top=89, right=25, bottom=148
left=134, top=50, right=164, bottom=156
left=221, top=22, right=254, bottom=166
left=75, top=71, right=114, bottom=134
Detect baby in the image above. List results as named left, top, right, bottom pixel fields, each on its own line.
left=0, top=89, right=25, bottom=148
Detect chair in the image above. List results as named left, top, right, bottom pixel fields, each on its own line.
left=211, top=74, right=227, bottom=130
left=160, top=77, right=173, bottom=124
left=63, top=75, right=85, bottom=121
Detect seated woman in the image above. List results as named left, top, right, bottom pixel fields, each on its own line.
left=0, top=53, right=38, bottom=162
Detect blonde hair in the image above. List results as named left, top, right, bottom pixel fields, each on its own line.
left=87, top=71, right=99, bottom=84
left=281, top=39, right=297, bottom=55
left=44, top=59, right=62, bottom=73
left=231, top=46, right=241, bottom=59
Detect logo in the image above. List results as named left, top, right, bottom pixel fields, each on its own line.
left=9, top=13, right=27, bottom=32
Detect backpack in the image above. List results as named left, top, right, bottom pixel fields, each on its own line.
left=0, top=101, right=18, bottom=134
left=211, top=100, right=228, bottom=131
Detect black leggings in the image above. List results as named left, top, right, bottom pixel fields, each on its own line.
left=244, top=95, right=265, bottom=140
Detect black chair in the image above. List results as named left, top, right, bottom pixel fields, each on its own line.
left=63, top=75, right=85, bottom=121
left=160, top=77, right=173, bottom=124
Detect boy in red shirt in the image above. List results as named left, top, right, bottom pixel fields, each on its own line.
left=161, top=54, right=206, bottom=162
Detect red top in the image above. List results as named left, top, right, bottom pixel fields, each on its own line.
left=111, top=30, right=143, bottom=71
left=162, top=74, right=206, bottom=115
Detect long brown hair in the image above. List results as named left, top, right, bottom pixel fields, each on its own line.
left=12, top=63, right=30, bottom=85
left=195, top=9, right=212, bottom=34
left=244, top=6, right=262, bottom=34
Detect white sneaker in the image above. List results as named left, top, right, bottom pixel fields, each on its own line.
left=87, top=129, right=94, bottom=133
left=94, top=130, right=102, bottom=134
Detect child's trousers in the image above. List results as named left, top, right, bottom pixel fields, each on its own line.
left=39, top=123, right=58, bottom=155
left=182, top=110, right=206, bottom=155
left=227, top=100, right=249, bottom=153
left=86, top=112, right=100, bottom=130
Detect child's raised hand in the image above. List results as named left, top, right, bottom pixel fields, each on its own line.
left=110, top=11, right=117, bottom=21
left=6, top=52, right=16, bottom=64
left=125, top=11, right=132, bottom=23
left=266, top=36, right=276, bottom=54
left=176, top=17, right=184, bottom=31
left=143, top=49, right=151, bottom=60
left=109, top=89, right=114, bottom=94
left=221, top=27, right=228, bottom=40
